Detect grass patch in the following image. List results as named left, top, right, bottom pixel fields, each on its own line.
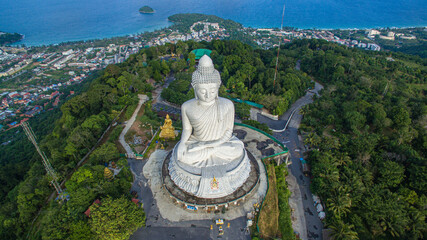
left=258, top=164, right=280, bottom=239
left=276, top=164, right=295, bottom=240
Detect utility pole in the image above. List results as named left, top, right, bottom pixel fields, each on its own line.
left=273, top=4, right=286, bottom=88
left=22, top=122, right=63, bottom=195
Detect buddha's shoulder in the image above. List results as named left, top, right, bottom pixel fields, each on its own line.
left=218, top=97, right=234, bottom=108
left=181, top=99, right=197, bottom=109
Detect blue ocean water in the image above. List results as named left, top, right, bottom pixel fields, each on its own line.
left=0, top=0, right=426, bottom=46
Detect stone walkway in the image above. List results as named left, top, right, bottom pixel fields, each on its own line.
left=119, top=94, right=149, bottom=158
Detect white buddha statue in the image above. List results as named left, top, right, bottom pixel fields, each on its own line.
left=175, top=58, right=245, bottom=167
left=168, top=55, right=251, bottom=198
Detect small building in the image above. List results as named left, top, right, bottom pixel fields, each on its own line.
left=50, top=91, right=60, bottom=100
left=366, top=29, right=380, bottom=36
left=62, top=49, right=74, bottom=56
left=367, top=43, right=381, bottom=51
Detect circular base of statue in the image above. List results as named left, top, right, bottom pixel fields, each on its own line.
left=162, top=149, right=260, bottom=205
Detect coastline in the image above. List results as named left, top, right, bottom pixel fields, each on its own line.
left=10, top=23, right=427, bottom=48
left=1, top=0, right=425, bottom=47
left=139, top=10, right=156, bottom=14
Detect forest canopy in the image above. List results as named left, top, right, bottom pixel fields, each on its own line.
left=297, top=39, right=426, bottom=239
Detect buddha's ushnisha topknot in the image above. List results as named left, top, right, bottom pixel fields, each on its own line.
left=191, top=55, right=221, bottom=86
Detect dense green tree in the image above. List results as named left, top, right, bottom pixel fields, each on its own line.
left=160, top=60, right=170, bottom=75
left=90, top=196, right=145, bottom=240
left=300, top=38, right=426, bottom=239
left=327, top=186, right=352, bottom=218
left=377, top=161, right=405, bottom=188
left=391, top=106, right=411, bottom=130
left=329, top=219, right=359, bottom=240
left=89, top=142, right=119, bottom=165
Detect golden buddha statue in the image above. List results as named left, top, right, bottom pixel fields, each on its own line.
left=159, top=114, right=176, bottom=139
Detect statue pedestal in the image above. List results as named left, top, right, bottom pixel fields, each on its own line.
left=168, top=144, right=251, bottom=198
left=162, top=148, right=260, bottom=204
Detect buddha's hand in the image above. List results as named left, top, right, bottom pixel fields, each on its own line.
left=188, top=141, right=216, bottom=152
left=177, top=142, right=186, bottom=160
left=188, top=143, right=205, bottom=153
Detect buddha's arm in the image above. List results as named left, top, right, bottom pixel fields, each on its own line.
left=177, top=106, right=192, bottom=159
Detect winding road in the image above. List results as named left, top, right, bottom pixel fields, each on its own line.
left=257, top=81, right=324, bottom=240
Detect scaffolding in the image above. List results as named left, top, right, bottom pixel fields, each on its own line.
left=21, top=122, right=63, bottom=195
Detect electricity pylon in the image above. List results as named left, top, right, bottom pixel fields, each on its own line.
left=273, top=3, right=286, bottom=87
left=22, top=122, right=62, bottom=194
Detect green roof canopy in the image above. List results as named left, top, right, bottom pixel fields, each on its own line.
left=231, top=98, right=264, bottom=109
left=191, top=49, right=212, bottom=60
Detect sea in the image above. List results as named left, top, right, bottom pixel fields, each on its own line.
left=0, top=0, right=426, bottom=46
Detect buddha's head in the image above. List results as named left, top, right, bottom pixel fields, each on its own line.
left=192, top=55, right=221, bottom=103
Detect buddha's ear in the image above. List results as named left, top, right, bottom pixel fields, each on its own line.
left=194, top=88, right=199, bottom=100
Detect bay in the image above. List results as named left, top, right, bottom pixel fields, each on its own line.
left=0, top=0, right=426, bottom=46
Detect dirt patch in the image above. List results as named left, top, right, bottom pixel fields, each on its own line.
left=258, top=164, right=280, bottom=239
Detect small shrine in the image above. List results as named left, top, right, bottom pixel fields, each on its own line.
left=159, top=114, right=176, bottom=139
left=211, top=177, right=219, bottom=190
left=104, top=167, right=113, bottom=180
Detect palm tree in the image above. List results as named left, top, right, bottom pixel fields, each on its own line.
left=304, top=132, right=321, bottom=148
left=406, top=210, right=425, bottom=240
left=335, top=152, right=351, bottom=166
left=299, top=105, right=310, bottom=115
left=329, top=219, right=359, bottom=240
left=327, top=186, right=352, bottom=218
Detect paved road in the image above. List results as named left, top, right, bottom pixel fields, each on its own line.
left=152, top=75, right=182, bottom=116
left=257, top=81, right=324, bottom=240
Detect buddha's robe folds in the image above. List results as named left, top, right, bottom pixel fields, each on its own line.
left=178, top=98, right=245, bottom=167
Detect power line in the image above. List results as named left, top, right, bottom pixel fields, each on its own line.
left=22, top=122, right=62, bottom=195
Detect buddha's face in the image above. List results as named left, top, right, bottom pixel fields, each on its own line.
left=195, top=83, right=219, bottom=103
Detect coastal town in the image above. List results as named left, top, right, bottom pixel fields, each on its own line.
left=0, top=18, right=424, bottom=132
